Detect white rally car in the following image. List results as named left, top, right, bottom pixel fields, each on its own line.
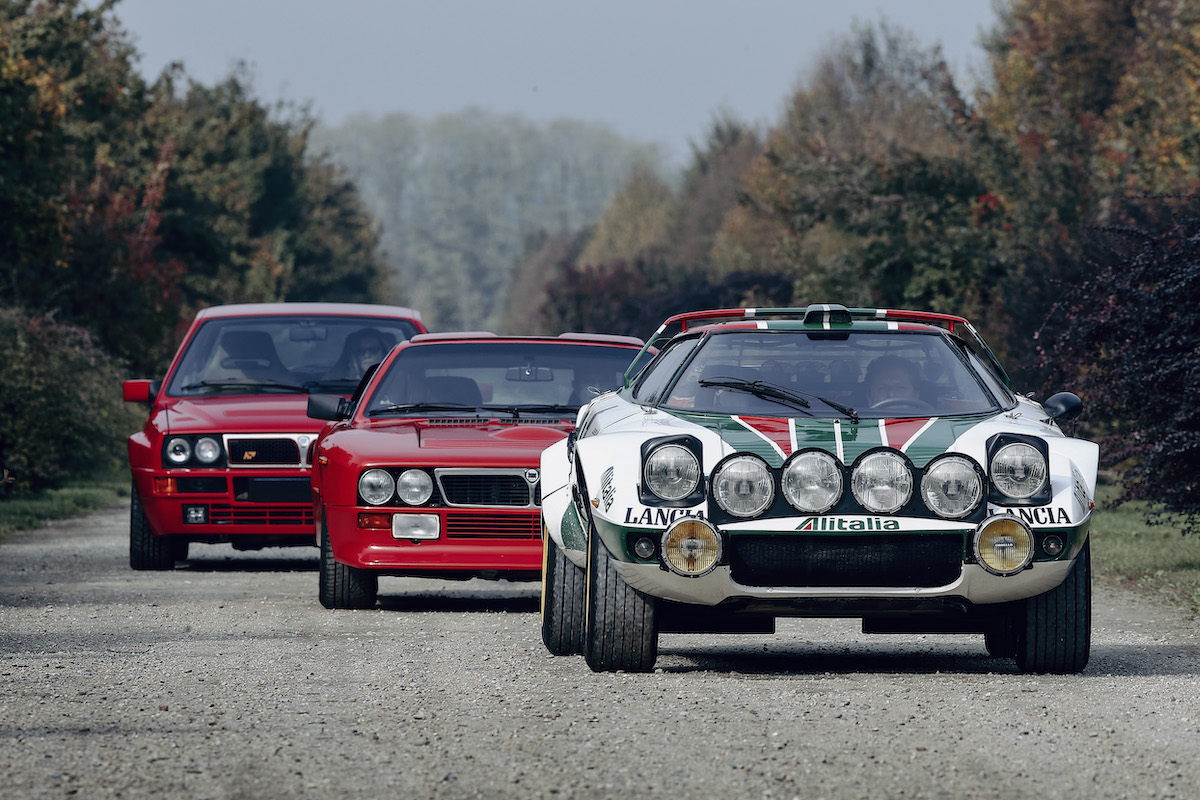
left=540, top=304, right=1097, bottom=673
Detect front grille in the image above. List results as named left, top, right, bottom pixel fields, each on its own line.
left=435, top=470, right=538, bottom=508
left=445, top=512, right=541, bottom=538
left=208, top=504, right=314, bottom=526
left=227, top=438, right=302, bottom=467
left=729, top=534, right=963, bottom=588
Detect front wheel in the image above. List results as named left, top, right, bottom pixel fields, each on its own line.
left=1015, top=540, right=1091, bottom=674
left=541, top=528, right=585, bottom=655
left=583, top=524, right=657, bottom=672
left=129, top=490, right=182, bottom=570
left=318, top=519, right=377, bottom=610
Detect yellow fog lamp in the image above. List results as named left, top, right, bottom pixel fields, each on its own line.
left=661, top=518, right=722, bottom=577
left=973, top=515, right=1034, bottom=576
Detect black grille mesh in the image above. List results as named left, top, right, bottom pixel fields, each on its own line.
left=729, top=534, right=963, bottom=588
left=439, top=474, right=534, bottom=507
left=227, top=438, right=301, bottom=466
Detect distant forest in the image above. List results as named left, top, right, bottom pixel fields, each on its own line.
left=5, top=0, right=1200, bottom=528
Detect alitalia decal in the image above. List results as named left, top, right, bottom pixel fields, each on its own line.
left=797, top=516, right=901, bottom=531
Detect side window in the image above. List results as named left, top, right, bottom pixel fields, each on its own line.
left=630, top=338, right=700, bottom=404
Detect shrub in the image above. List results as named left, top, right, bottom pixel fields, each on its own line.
left=0, top=308, right=138, bottom=495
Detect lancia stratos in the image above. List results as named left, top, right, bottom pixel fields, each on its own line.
left=539, top=304, right=1097, bottom=674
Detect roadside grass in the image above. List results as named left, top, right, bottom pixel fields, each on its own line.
left=1090, top=485, right=1200, bottom=619
left=0, top=476, right=129, bottom=542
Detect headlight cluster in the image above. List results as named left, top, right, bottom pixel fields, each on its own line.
left=359, top=468, right=434, bottom=506
left=643, top=438, right=1050, bottom=520
left=164, top=436, right=224, bottom=467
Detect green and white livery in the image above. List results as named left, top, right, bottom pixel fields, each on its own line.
left=540, top=304, right=1098, bottom=674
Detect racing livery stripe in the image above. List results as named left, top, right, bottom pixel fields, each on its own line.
left=732, top=415, right=792, bottom=460
left=880, top=417, right=938, bottom=453
left=666, top=412, right=983, bottom=469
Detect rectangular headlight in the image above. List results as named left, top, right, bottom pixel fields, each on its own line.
left=392, top=513, right=440, bottom=540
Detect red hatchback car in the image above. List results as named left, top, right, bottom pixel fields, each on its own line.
left=306, top=331, right=648, bottom=609
left=124, top=303, right=426, bottom=570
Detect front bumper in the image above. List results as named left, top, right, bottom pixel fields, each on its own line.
left=132, top=467, right=314, bottom=541
left=592, top=513, right=1090, bottom=608
left=325, top=504, right=543, bottom=576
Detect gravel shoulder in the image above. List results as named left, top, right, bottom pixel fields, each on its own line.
left=1, top=503, right=1198, bottom=799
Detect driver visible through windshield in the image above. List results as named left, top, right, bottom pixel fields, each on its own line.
left=658, top=330, right=1005, bottom=418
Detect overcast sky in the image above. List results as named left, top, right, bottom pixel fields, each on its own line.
left=112, top=0, right=998, bottom=164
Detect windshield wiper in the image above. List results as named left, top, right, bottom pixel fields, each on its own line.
left=699, top=377, right=859, bottom=424
left=507, top=404, right=577, bottom=416
left=181, top=380, right=308, bottom=393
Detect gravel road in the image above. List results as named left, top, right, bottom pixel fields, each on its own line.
left=1, top=502, right=1198, bottom=799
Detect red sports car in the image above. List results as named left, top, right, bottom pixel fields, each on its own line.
left=123, top=302, right=426, bottom=570
left=306, top=331, right=648, bottom=609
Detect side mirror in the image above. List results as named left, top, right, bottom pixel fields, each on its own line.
left=1043, top=391, right=1082, bottom=423
left=123, top=379, right=160, bottom=403
left=308, top=394, right=351, bottom=421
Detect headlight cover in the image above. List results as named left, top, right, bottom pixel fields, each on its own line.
left=395, top=469, right=434, bottom=505
left=358, top=468, right=396, bottom=505
left=661, top=518, right=722, bottom=577
left=920, top=455, right=983, bottom=519
left=782, top=450, right=843, bottom=513
left=165, top=437, right=192, bottom=465
left=713, top=454, right=774, bottom=518
left=643, top=444, right=701, bottom=502
left=194, top=437, right=222, bottom=465
left=990, top=442, right=1048, bottom=500
left=851, top=450, right=913, bottom=514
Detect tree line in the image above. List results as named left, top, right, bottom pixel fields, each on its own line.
left=4, top=0, right=1200, bottom=532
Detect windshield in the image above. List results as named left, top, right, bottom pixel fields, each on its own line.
left=166, top=315, right=423, bottom=396
left=657, top=330, right=1004, bottom=419
left=364, top=341, right=639, bottom=416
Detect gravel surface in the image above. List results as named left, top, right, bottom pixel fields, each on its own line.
left=1, top=502, right=1198, bottom=799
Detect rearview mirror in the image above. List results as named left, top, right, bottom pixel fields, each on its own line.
left=506, top=366, right=554, bottom=382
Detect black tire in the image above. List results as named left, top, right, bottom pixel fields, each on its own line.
left=583, top=520, right=657, bottom=672
left=541, top=528, right=586, bottom=655
left=1015, top=539, right=1091, bottom=674
left=318, top=521, right=377, bottom=610
left=984, top=611, right=1017, bottom=658
left=129, top=490, right=180, bottom=571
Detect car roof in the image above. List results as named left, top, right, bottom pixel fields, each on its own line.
left=193, top=302, right=423, bottom=322
left=406, top=331, right=645, bottom=347
left=633, top=303, right=1009, bottom=385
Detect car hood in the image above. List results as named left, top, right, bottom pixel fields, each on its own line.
left=325, top=418, right=572, bottom=467
left=161, top=395, right=323, bottom=434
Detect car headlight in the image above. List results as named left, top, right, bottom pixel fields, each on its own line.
left=782, top=450, right=843, bottom=513
left=165, top=437, right=192, bottom=465
left=713, top=455, right=774, bottom=518
left=358, top=469, right=396, bottom=505
left=920, top=455, right=982, bottom=519
left=661, top=518, right=722, bottom=577
left=194, top=437, right=222, bottom=465
left=851, top=451, right=913, bottom=514
left=395, top=469, right=433, bottom=505
left=644, top=444, right=701, bottom=502
left=990, top=442, right=1048, bottom=500
left=974, top=515, right=1034, bottom=575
